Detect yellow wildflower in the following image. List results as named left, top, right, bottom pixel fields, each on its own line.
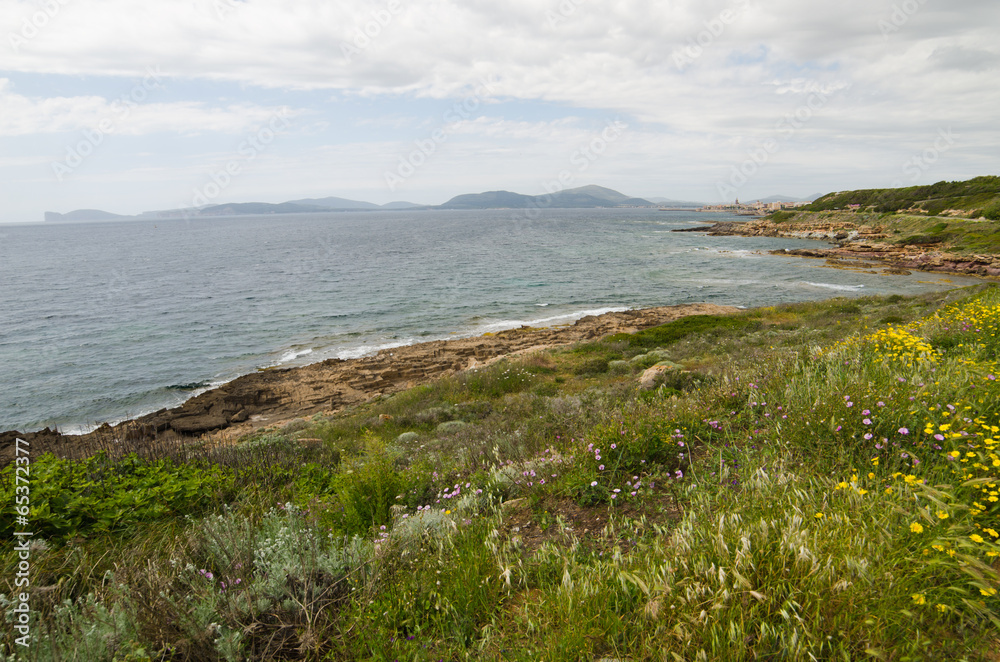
left=911, top=594, right=926, bottom=605
left=910, top=522, right=924, bottom=534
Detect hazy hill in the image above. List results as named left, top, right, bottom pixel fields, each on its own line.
left=438, top=185, right=654, bottom=209
left=286, top=196, right=380, bottom=210
left=646, top=197, right=704, bottom=207
left=44, top=209, right=128, bottom=222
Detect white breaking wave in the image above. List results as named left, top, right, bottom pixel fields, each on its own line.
left=470, top=306, right=629, bottom=335
left=802, top=281, right=865, bottom=292
left=278, top=347, right=314, bottom=363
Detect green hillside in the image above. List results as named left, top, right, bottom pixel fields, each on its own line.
left=806, top=176, right=1000, bottom=218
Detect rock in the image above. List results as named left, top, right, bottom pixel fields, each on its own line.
left=436, top=420, right=468, bottom=435
left=639, top=362, right=681, bottom=390
left=169, top=415, right=229, bottom=434
left=397, top=431, right=420, bottom=444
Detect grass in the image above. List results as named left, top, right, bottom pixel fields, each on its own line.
left=2, top=286, right=1000, bottom=660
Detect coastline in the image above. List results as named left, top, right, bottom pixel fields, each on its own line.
left=0, top=303, right=738, bottom=461
left=677, top=218, right=1000, bottom=278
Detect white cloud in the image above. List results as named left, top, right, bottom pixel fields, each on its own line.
left=0, top=78, right=299, bottom=136
left=0, top=0, right=997, bottom=219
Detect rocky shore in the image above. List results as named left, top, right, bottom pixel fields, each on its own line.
left=0, top=303, right=738, bottom=462
left=677, top=219, right=1000, bottom=278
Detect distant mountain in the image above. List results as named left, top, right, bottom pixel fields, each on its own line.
left=755, top=194, right=821, bottom=204
left=379, top=201, right=425, bottom=210
left=197, top=202, right=334, bottom=215
left=646, top=197, right=704, bottom=207
left=438, top=185, right=654, bottom=210
left=286, top=196, right=381, bottom=210
left=44, top=209, right=128, bottom=222
left=44, top=186, right=655, bottom=222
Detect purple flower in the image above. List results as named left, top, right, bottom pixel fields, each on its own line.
left=898, top=427, right=909, bottom=435
left=863, top=418, right=872, bottom=425
left=591, top=481, right=598, bottom=487
left=610, top=444, right=616, bottom=450
left=598, top=464, right=605, bottom=471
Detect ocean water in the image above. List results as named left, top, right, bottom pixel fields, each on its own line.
left=0, top=208, right=981, bottom=433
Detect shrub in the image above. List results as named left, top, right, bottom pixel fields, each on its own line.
left=0, top=453, right=233, bottom=540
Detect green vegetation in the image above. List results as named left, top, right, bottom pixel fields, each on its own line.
left=3, top=287, right=1000, bottom=660
left=806, top=175, right=1000, bottom=216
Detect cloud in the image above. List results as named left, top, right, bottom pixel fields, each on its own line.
left=0, top=78, right=300, bottom=136
left=0, top=0, right=997, bottom=219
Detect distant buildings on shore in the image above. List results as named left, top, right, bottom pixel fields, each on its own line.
left=698, top=199, right=813, bottom=216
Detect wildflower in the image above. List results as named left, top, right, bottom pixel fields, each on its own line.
left=936, top=511, right=949, bottom=520
left=911, top=593, right=926, bottom=605
left=981, top=587, right=998, bottom=596
left=815, top=513, right=824, bottom=519
left=590, top=481, right=598, bottom=487
left=899, top=427, right=909, bottom=435
left=935, top=604, right=948, bottom=612
left=970, top=534, right=985, bottom=543
left=910, top=522, right=924, bottom=534
left=599, top=464, right=605, bottom=471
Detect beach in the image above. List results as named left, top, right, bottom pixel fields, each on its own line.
left=0, top=302, right=738, bottom=461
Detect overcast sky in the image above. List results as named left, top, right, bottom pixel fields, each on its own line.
left=1, top=0, right=998, bottom=222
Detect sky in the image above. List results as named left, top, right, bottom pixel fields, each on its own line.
left=0, top=0, right=998, bottom=222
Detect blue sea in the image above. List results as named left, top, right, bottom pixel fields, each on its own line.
left=0, top=208, right=981, bottom=433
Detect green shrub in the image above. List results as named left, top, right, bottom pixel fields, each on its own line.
left=0, top=452, right=234, bottom=539
left=983, top=201, right=1000, bottom=221
left=459, top=360, right=535, bottom=398
left=331, top=434, right=405, bottom=536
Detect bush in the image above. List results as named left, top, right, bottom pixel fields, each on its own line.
left=0, top=452, right=234, bottom=539
left=331, top=433, right=405, bottom=536
left=983, top=201, right=1000, bottom=221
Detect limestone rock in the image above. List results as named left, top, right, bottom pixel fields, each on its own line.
left=639, top=362, right=682, bottom=390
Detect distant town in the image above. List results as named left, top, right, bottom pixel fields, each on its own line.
left=696, top=199, right=813, bottom=215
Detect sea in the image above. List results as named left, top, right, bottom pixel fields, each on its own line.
left=0, top=208, right=983, bottom=433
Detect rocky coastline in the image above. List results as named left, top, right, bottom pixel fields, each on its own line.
left=677, top=219, right=1000, bottom=278
left=0, top=303, right=738, bottom=463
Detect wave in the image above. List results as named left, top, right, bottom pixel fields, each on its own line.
left=470, top=306, right=629, bottom=335
left=330, top=339, right=416, bottom=361
left=278, top=347, right=314, bottom=363
left=802, top=281, right=865, bottom=292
